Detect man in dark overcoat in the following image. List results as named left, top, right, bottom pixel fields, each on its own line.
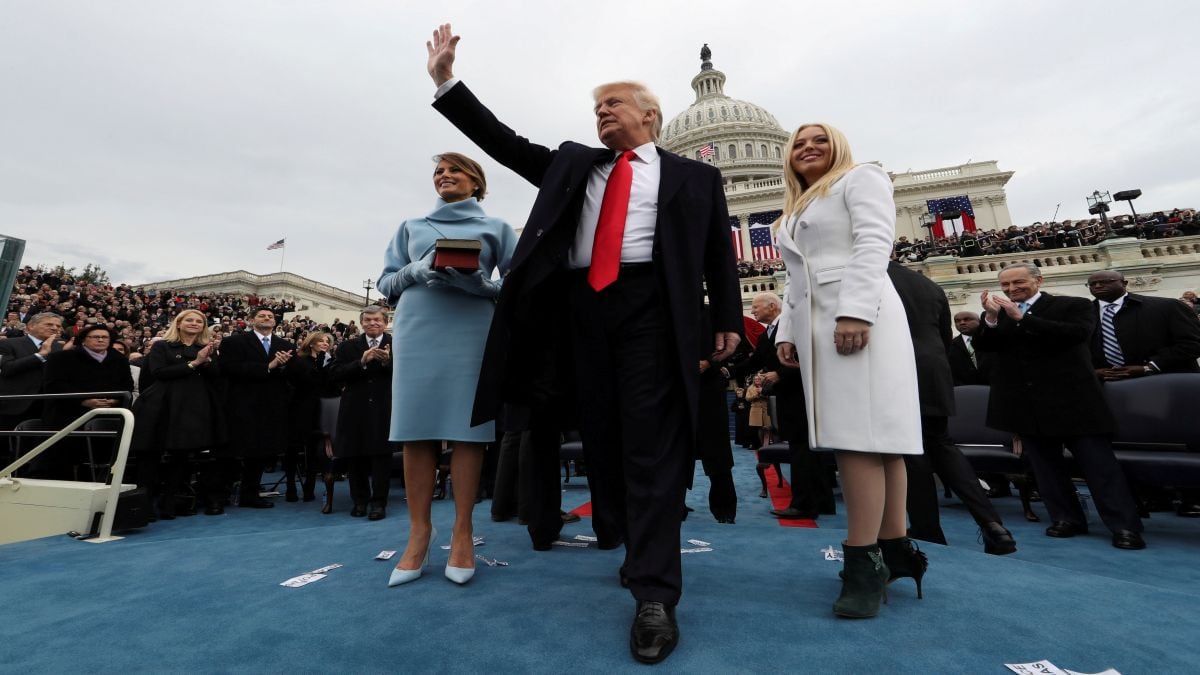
left=220, top=307, right=294, bottom=508
left=973, top=263, right=1144, bottom=549
left=1087, top=269, right=1200, bottom=516
left=886, top=262, right=1015, bottom=554
left=426, top=24, right=742, bottom=664
left=331, top=306, right=394, bottom=520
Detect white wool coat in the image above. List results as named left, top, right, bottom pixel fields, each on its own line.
left=774, top=164, right=923, bottom=454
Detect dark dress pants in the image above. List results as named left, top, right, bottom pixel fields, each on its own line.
left=569, top=266, right=692, bottom=607
left=906, top=415, right=1004, bottom=544
left=524, top=426, right=566, bottom=547
left=491, top=431, right=521, bottom=519
left=348, top=453, right=391, bottom=507
left=1021, top=434, right=1142, bottom=533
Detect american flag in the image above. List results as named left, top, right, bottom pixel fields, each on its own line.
left=926, top=195, right=976, bottom=235
left=698, top=142, right=714, bottom=159
left=266, top=238, right=285, bottom=250
left=749, top=226, right=779, bottom=261
left=729, top=216, right=742, bottom=259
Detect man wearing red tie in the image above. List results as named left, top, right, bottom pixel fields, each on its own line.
left=426, top=24, right=742, bottom=664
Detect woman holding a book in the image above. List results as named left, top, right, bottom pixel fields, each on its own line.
left=377, top=152, right=517, bottom=587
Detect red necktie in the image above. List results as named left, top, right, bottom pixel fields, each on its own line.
left=588, top=150, right=637, bottom=291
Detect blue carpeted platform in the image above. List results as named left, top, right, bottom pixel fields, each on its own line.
left=3, top=448, right=1198, bottom=673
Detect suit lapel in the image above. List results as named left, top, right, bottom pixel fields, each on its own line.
left=656, top=149, right=686, bottom=210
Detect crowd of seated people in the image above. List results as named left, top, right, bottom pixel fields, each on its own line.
left=736, top=260, right=786, bottom=278
left=0, top=265, right=361, bottom=356
left=0, top=267, right=389, bottom=524
left=893, top=208, right=1198, bottom=262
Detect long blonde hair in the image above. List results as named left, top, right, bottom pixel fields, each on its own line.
left=163, top=309, right=213, bottom=345
left=779, top=123, right=856, bottom=227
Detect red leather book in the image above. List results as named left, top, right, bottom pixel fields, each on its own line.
left=432, top=239, right=482, bottom=272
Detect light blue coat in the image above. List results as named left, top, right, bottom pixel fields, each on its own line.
left=377, top=198, right=517, bottom=442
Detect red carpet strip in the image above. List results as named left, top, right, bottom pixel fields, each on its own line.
left=763, top=464, right=818, bottom=528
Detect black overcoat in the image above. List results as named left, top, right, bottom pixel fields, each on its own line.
left=41, top=348, right=134, bottom=428
left=220, top=330, right=294, bottom=457
left=973, top=293, right=1115, bottom=436
left=285, top=352, right=336, bottom=445
left=1089, top=293, right=1200, bottom=373
left=887, top=262, right=955, bottom=418
left=432, top=83, right=743, bottom=436
left=330, top=334, right=393, bottom=457
left=132, top=340, right=226, bottom=452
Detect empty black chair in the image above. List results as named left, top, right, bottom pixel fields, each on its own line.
left=1104, top=374, right=1200, bottom=489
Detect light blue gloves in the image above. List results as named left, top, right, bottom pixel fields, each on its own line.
left=397, top=252, right=437, bottom=289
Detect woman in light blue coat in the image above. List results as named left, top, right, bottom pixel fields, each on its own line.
left=377, top=152, right=516, bottom=587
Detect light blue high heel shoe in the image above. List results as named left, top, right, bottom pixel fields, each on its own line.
left=388, top=526, right=437, bottom=587
left=445, top=535, right=476, bottom=585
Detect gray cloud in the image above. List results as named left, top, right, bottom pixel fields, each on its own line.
left=2, top=1, right=1196, bottom=294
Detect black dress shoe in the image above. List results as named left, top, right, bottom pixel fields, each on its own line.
left=350, top=504, right=366, bottom=517
left=367, top=505, right=386, bottom=521
left=629, top=601, right=679, bottom=664
left=204, top=503, right=225, bottom=516
left=1112, top=530, right=1146, bottom=550
left=981, top=522, right=1017, bottom=555
left=1176, top=503, right=1200, bottom=518
left=597, top=537, right=624, bottom=551
left=714, top=515, right=736, bottom=524
left=560, top=510, right=581, bottom=524
left=1045, top=521, right=1087, bottom=538
left=771, top=506, right=817, bottom=519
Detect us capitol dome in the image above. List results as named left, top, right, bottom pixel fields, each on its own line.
left=659, top=45, right=1016, bottom=271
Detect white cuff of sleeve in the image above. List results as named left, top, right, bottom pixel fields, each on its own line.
left=434, top=77, right=461, bottom=100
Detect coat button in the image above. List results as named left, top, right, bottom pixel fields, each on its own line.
left=536, top=229, right=544, bottom=237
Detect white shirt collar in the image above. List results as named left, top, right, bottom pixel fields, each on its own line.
left=1021, top=292, right=1043, bottom=307
left=1099, top=293, right=1128, bottom=311
left=624, top=142, right=659, bottom=166
left=254, top=330, right=273, bottom=340
left=28, top=334, right=44, bottom=348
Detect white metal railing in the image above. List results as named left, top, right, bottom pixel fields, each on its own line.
left=1, top=408, right=135, bottom=543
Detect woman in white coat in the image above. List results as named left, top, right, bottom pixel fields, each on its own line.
left=774, top=123, right=925, bottom=618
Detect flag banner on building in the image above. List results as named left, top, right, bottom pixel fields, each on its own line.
left=267, top=238, right=286, bottom=251
left=926, top=195, right=976, bottom=237
left=747, top=210, right=782, bottom=260
left=749, top=226, right=779, bottom=260
left=729, top=216, right=743, bottom=259
left=698, top=142, right=714, bottom=159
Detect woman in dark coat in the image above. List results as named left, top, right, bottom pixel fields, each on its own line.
left=284, top=331, right=337, bottom=504
left=131, top=309, right=226, bottom=518
left=41, top=324, right=135, bottom=480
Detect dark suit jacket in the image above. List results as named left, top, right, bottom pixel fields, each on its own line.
left=330, top=334, right=393, bottom=457
left=973, top=293, right=1115, bottom=436
left=41, top=348, right=134, bottom=429
left=0, top=336, right=62, bottom=415
left=948, top=334, right=994, bottom=386
left=886, top=262, right=954, bottom=418
left=433, top=82, right=742, bottom=433
left=727, top=319, right=806, bottom=442
left=220, top=330, right=295, bottom=456
left=1089, top=293, right=1200, bottom=372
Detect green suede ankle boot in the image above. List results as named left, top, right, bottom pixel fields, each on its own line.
left=833, top=543, right=888, bottom=618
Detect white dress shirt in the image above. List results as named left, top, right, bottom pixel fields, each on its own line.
left=1097, top=293, right=1128, bottom=317
left=569, top=142, right=660, bottom=268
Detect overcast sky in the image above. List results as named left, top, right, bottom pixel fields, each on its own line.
left=3, top=1, right=1197, bottom=296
